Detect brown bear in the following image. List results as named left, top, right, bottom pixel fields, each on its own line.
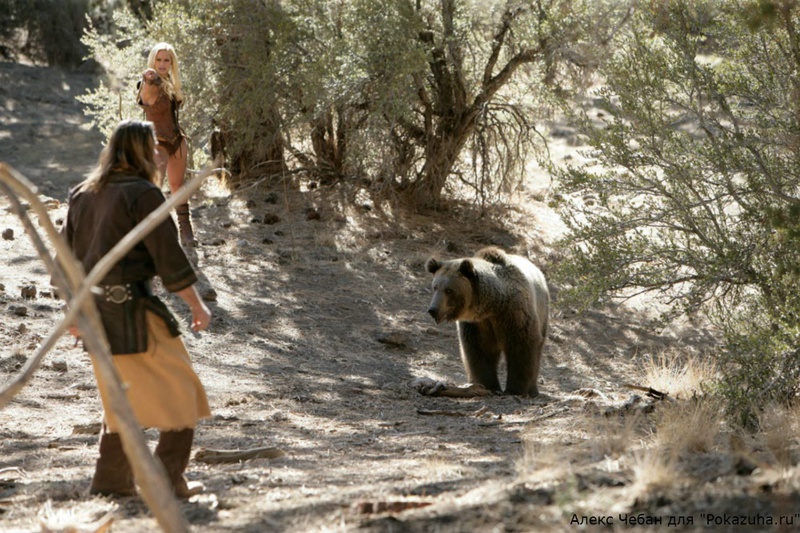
left=425, top=246, right=549, bottom=397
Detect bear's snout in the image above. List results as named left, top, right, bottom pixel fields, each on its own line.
left=428, top=306, right=444, bottom=324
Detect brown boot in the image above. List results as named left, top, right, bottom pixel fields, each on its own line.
left=90, top=431, right=136, bottom=497
left=155, top=428, right=203, bottom=499
left=176, top=204, right=196, bottom=248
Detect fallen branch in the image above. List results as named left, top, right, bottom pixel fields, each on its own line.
left=409, top=377, right=492, bottom=398
left=194, top=446, right=286, bottom=464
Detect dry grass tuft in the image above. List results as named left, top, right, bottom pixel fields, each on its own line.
left=589, top=412, right=645, bottom=459
left=517, top=437, right=571, bottom=483
left=642, top=351, right=718, bottom=398
left=653, top=398, right=723, bottom=456
left=758, top=403, right=800, bottom=468
left=38, top=500, right=115, bottom=533
left=630, top=448, right=681, bottom=496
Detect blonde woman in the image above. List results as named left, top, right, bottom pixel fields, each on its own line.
left=137, top=42, right=195, bottom=246
left=63, top=120, right=211, bottom=498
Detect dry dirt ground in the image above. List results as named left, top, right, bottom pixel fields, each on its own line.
left=2, top=61, right=800, bottom=533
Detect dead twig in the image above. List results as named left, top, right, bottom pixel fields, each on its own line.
left=622, top=383, right=672, bottom=401
left=0, top=466, right=27, bottom=479
left=352, top=500, right=432, bottom=514
left=416, top=406, right=489, bottom=417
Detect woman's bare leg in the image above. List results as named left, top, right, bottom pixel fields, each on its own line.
left=155, top=146, right=169, bottom=187
left=165, top=138, right=188, bottom=195
left=163, top=139, right=195, bottom=246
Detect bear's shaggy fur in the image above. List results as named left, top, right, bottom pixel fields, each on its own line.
left=425, top=246, right=549, bottom=396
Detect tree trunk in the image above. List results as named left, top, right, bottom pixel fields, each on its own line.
left=412, top=118, right=474, bottom=209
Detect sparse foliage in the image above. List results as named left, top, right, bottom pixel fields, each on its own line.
left=553, top=0, right=800, bottom=426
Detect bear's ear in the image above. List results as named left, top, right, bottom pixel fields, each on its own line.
left=458, top=259, right=477, bottom=279
left=426, top=258, right=442, bottom=274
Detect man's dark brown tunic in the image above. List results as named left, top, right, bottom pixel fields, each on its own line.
left=62, top=173, right=197, bottom=354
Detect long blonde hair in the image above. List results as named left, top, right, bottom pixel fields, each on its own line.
left=80, top=120, right=159, bottom=192
left=146, top=42, right=185, bottom=104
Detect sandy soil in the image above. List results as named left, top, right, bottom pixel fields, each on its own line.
left=1, top=61, right=796, bottom=533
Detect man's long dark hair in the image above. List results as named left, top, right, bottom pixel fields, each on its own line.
left=79, top=120, right=160, bottom=192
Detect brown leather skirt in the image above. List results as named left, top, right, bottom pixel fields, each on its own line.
left=157, top=134, right=185, bottom=157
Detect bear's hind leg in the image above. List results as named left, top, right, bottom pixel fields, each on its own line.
left=458, top=322, right=501, bottom=393
left=503, top=330, right=543, bottom=397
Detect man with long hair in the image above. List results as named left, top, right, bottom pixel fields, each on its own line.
left=63, top=119, right=211, bottom=498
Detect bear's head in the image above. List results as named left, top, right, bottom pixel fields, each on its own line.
left=425, top=257, right=477, bottom=323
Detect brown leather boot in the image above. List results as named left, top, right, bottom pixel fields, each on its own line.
left=155, top=428, right=203, bottom=499
left=176, top=204, right=196, bottom=248
left=90, top=431, right=136, bottom=497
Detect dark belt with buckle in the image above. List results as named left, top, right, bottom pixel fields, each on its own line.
left=99, top=281, right=152, bottom=304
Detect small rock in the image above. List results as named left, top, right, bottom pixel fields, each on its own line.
left=50, top=359, right=68, bottom=372
left=263, top=213, right=281, bottom=225
left=2, top=228, right=13, bottom=240
left=376, top=331, right=409, bottom=348
left=20, top=285, right=37, bottom=299
left=0, top=282, right=5, bottom=292
left=72, top=422, right=102, bottom=435
left=200, top=286, right=218, bottom=302
left=16, top=323, right=27, bottom=334
left=9, top=305, right=28, bottom=317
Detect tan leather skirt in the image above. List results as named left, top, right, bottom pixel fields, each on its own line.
left=91, top=311, right=211, bottom=432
